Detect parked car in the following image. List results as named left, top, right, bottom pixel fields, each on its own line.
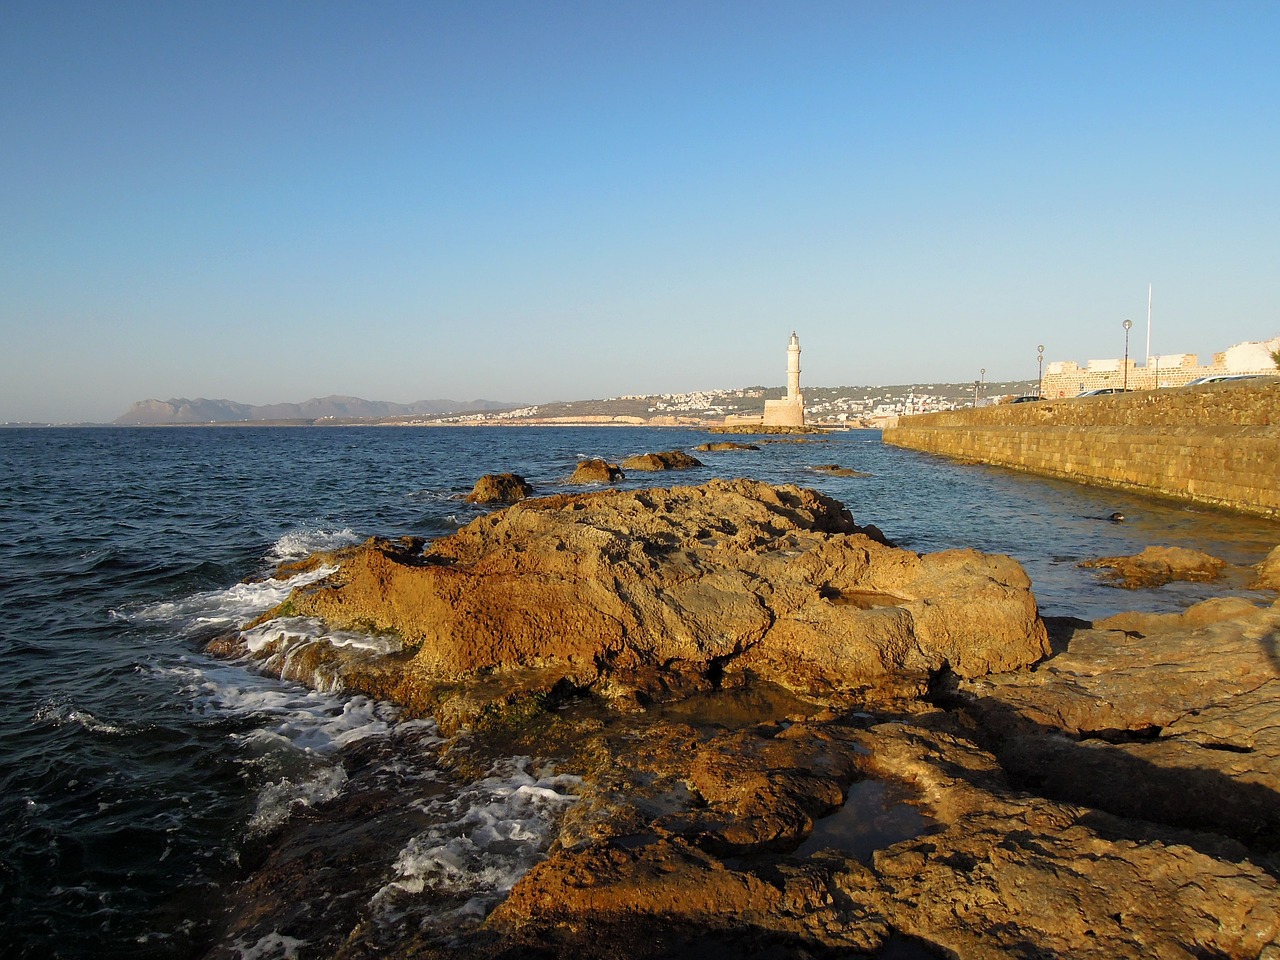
left=1008, top=395, right=1043, bottom=403
left=1184, top=374, right=1261, bottom=385
left=1077, top=388, right=1132, bottom=396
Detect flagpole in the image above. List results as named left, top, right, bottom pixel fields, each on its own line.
left=1145, top=283, right=1152, bottom=366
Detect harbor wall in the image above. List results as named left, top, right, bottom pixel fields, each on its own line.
left=882, top=381, right=1280, bottom=519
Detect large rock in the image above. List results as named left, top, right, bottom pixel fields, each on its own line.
left=695, top=441, right=760, bottom=452
left=570, top=458, right=624, bottom=483
left=1256, top=544, right=1280, bottom=590
left=1080, top=544, right=1226, bottom=587
left=957, top=597, right=1280, bottom=846
left=464, top=472, right=533, bottom=504
left=258, top=479, right=1048, bottom=705
left=619, top=450, right=704, bottom=471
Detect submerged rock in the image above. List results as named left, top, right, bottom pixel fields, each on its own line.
left=570, top=458, right=624, bottom=484
left=1080, top=544, right=1227, bottom=588
left=465, top=472, right=534, bottom=504
left=619, top=450, right=704, bottom=471
left=694, top=441, right=760, bottom=452
left=259, top=479, right=1047, bottom=709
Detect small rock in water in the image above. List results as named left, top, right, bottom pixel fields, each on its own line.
left=569, top=459, right=624, bottom=484
left=620, top=450, right=704, bottom=471
left=466, top=473, right=534, bottom=504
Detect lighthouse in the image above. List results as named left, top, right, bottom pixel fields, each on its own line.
left=786, top=330, right=801, bottom=402
left=762, top=331, right=806, bottom=427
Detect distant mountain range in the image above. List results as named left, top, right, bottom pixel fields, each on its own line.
left=114, top=396, right=516, bottom=425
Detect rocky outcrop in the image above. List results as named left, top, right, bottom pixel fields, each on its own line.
left=695, top=441, right=760, bottom=452
left=1256, top=545, right=1280, bottom=590
left=954, top=598, right=1280, bottom=848
left=570, top=459, right=624, bottom=484
left=207, top=482, right=1280, bottom=959
left=488, top=716, right=1280, bottom=960
left=1080, top=544, right=1227, bottom=587
left=240, top=480, right=1047, bottom=714
left=619, top=450, right=704, bottom=471
left=464, top=473, right=533, bottom=504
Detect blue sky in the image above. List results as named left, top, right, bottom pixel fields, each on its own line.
left=3, top=1, right=1278, bottom=421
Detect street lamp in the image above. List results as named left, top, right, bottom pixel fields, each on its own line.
left=1122, top=319, right=1133, bottom=390
left=1037, top=344, right=1045, bottom=398
left=980, top=368, right=986, bottom=403
left=972, top=380, right=980, bottom=407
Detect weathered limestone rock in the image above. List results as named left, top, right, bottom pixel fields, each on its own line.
left=957, top=597, right=1280, bottom=846
left=490, top=715, right=1280, bottom=960
left=619, top=450, right=704, bottom=471
left=207, top=497, right=1280, bottom=958
left=253, top=480, right=1048, bottom=708
left=570, top=458, right=624, bottom=484
left=464, top=472, right=533, bottom=504
left=1256, top=544, right=1280, bottom=590
left=694, top=441, right=760, bottom=452
left=1080, top=544, right=1227, bottom=587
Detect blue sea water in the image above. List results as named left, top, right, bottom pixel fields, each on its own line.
left=1, top=425, right=1277, bottom=959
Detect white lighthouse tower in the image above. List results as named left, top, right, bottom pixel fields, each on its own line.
left=786, top=331, right=801, bottom=402
left=762, top=331, right=806, bottom=427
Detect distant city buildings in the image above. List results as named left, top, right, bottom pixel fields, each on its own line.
left=1042, top=336, right=1280, bottom=397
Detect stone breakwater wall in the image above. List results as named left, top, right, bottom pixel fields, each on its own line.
left=883, top=381, right=1280, bottom=518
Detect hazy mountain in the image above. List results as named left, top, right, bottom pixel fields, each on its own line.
left=114, top=396, right=517, bottom=425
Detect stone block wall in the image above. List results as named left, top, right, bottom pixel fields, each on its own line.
left=882, top=381, right=1280, bottom=518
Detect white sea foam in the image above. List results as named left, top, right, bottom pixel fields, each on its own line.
left=238, top=616, right=402, bottom=694
left=231, top=931, right=309, bottom=960
left=159, top=658, right=443, bottom=837
left=242, top=617, right=402, bottom=656
left=248, top=764, right=349, bottom=836
left=33, top=698, right=127, bottom=736
left=266, top=527, right=361, bottom=564
left=160, top=662, right=419, bottom=755
left=371, top=757, right=580, bottom=924
left=131, top=565, right=338, bottom=631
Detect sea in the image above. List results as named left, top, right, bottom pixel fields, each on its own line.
left=2, top=425, right=1277, bottom=959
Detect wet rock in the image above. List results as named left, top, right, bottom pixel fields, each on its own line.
left=619, top=450, right=704, bottom=472
left=465, top=472, right=533, bottom=504
left=570, top=458, right=624, bottom=484
left=1080, top=544, right=1227, bottom=587
left=694, top=441, right=760, bottom=452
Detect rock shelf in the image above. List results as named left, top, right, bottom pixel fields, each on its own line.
left=206, top=479, right=1280, bottom=959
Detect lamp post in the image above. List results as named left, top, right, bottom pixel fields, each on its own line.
left=980, top=368, right=986, bottom=404
left=1037, top=344, right=1045, bottom=398
left=972, top=380, right=979, bottom=407
left=1122, top=319, right=1133, bottom=390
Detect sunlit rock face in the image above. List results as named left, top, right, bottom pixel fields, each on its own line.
left=270, top=479, right=1048, bottom=703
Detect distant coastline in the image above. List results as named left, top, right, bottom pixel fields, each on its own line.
left=100, top=380, right=1033, bottom=430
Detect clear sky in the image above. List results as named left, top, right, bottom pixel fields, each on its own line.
left=3, top=1, right=1278, bottom=421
